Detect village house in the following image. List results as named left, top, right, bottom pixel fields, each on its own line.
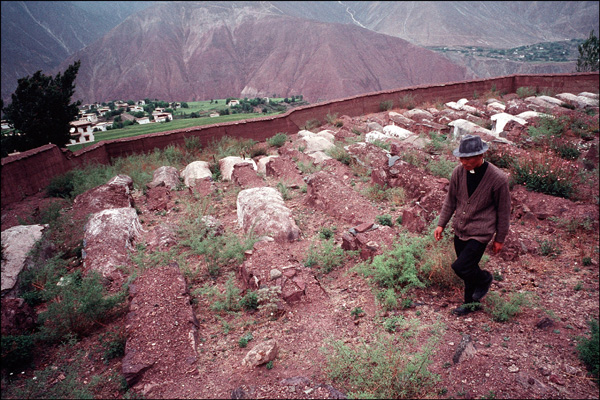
left=209, top=113, right=220, bottom=118
left=1, top=120, right=12, bottom=130
left=83, top=113, right=98, bottom=123
left=97, top=107, right=110, bottom=116
left=92, top=122, right=110, bottom=132
left=137, top=100, right=146, bottom=106
left=129, top=105, right=144, bottom=113
left=136, top=116, right=151, bottom=125
left=153, top=112, right=173, bottom=123
left=228, top=99, right=240, bottom=107
left=68, top=120, right=94, bottom=145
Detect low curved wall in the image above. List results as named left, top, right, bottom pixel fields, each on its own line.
left=2, top=73, right=598, bottom=207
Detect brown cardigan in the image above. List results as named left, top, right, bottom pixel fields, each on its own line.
left=438, top=162, right=511, bottom=244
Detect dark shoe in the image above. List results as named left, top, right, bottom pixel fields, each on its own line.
left=452, top=303, right=481, bottom=316
left=472, top=271, right=493, bottom=302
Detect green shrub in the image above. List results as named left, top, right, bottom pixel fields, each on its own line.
left=527, top=116, right=567, bottom=143
left=257, top=286, right=281, bottom=317
left=37, top=270, right=126, bottom=342
left=398, top=94, right=416, bottom=110
left=582, top=257, right=593, bottom=266
left=304, top=238, right=350, bottom=274
left=537, top=238, right=562, bottom=258
left=318, top=226, right=335, bottom=240
left=180, top=217, right=257, bottom=277
left=370, top=139, right=391, bottom=151
left=266, top=132, right=288, bottom=147
left=380, top=100, right=394, bottom=111
left=426, top=158, right=455, bottom=179
left=424, top=132, right=450, bottom=154
left=382, top=315, right=404, bottom=332
left=516, top=86, right=536, bottom=98
left=551, top=142, right=581, bottom=160
left=376, top=214, right=393, bottom=227
left=1, top=334, right=36, bottom=371
left=303, top=118, right=321, bottom=131
left=19, top=254, right=69, bottom=306
left=577, top=319, right=599, bottom=382
left=240, top=291, right=258, bottom=310
left=327, top=145, right=352, bottom=165
left=184, top=135, right=202, bottom=153
left=355, top=233, right=426, bottom=293
left=485, top=146, right=515, bottom=169
left=483, top=292, right=530, bottom=322
left=511, top=154, right=575, bottom=199
left=322, top=330, right=441, bottom=398
left=276, top=182, right=291, bottom=200
left=376, top=288, right=398, bottom=311
left=46, top=171, right=77, bottom=198
left=238, top=332, right=254, bottom=348
left=350, top=307, right=365, bottom=319
left=98, top=328, right=126, bottom=363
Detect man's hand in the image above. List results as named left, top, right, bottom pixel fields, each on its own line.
left=434, top=226, right=444, bottom=241
left=492, top=241, right=503, bottom=254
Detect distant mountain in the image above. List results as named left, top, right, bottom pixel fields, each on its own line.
left=56, top=2, right=470, bottom=103
left=0, top=0, right=153, bottom=101
left=2, top=1, right=598, bottom=103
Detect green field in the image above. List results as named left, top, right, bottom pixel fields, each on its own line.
left=172, top=98, right=287, bottom=116
left=68, top=110, right=282, bottom=152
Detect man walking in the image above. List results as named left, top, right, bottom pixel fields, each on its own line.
left=434, top=135, right=511, bottom=316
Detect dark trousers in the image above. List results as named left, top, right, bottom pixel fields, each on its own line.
left=452, top=236, right=489, bottom=304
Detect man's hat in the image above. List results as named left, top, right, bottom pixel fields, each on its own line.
left=453, top=134, right=489, bottom=157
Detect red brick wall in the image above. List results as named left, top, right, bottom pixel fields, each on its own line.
left=2, top=73, right=598, bottom=207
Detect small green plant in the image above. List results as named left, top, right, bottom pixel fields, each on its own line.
left=424, top=131, right=450, bottom=154
left=257, top=286, right=281, bottom=317
left=398, top=94, right=416, bottom=109
left=426, top=158, right=455, bottom=179
left=379, top=100, right=394, bottom=111
left=354, top=233, right=426, bottom=293
left=46, top=170, right=77, bottom=198
left=276, top=181, right=291, bottom=200
left=376, top=214, right=393, bottom=227
left=266, top=360, right=274, bottom=370
left=303, top=118, right=321, bottom=131
left=383, top=315, right=403, bottom=332
left=576, top=319, right=599, bottom=383
left=350, top=307, right=365, bottom=319
left=266, top=132, right=288, bottom=147
left=327, top=145, right=353, bottom=165
left=1, top=334, right=36, bottom=371
left=511, top=153, right=575, bottom=199
left=516, top=86, right=536, bottom=98
left=322, top=327, right=442, bottom=398
left=304, top=238, right=350, bottom=274
left=401, top=297, right=413, bottom=309
left=483, top=292, right=530, bottom=322
left=551, top=142, right=581, bottom=160
left=492, top=270, right=504, bottom=281
left=527, top=115, right=567, bottom=143
left=574, top=281, right=584, bottom=291
left=98, top=327, right=126, bottom=364
left=240, top=290, right=259, bottom=310
left=238, top=332, right=254, bottom=348
left=37, top=270, right=126, bottom=342
left=376, top=288, right=398, bottom=311
left=318, top=226, right=335, bottom=240
left=370, top=139, right=391, bottom=151
left=537, top=238, right=562, bottom=258
left=582, top=257, right=593, bottom=266
left=184, top=135, right=202, bottom=153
